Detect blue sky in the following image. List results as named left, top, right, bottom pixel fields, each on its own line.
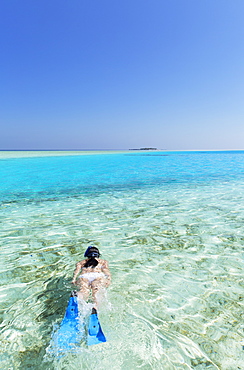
left=1, top=0, right=244, bottom=150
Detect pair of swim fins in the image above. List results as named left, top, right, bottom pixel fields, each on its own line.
left=53, top=291, right=106, bottom=354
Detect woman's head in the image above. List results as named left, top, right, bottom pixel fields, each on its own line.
left=84, top=246, right=100, bottom=259
left=84, top=246, right=100, bottom=268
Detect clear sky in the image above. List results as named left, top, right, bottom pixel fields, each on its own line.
left=1, top=0, right=244, bottom=150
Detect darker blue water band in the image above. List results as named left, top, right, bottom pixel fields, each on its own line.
left=1, top=151, right=244, bottom=203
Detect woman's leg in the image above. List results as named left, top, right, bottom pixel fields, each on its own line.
left=76, top=277, right=90, bottom=302
left=91, top=277, right=106, bottom=308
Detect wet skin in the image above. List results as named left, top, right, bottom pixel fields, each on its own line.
left=72, top=258, right=111, bottom=307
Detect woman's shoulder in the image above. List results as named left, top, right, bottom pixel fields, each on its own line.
left=98, top=258, right=108, bottom=266
left=77, top=259, right=86, bottom=267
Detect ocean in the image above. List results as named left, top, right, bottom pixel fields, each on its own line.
left=0, top=150, right=244, bottom=369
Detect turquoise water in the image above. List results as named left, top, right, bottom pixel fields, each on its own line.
left=0, top=151, right=244, bottom=369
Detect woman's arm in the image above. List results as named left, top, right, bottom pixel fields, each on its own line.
left=72, top=262, right=81, bottom=284
left=102, top=260, right=111, bottom=287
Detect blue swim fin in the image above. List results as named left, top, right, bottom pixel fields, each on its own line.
left=52, top=291, right=83, bottom=355
left=87, top=308, right=106, bottom=346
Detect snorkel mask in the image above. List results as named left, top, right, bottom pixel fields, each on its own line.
left=84, top=246, right=100, bottom=258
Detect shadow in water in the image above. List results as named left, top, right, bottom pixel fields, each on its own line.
left=17, top=276, right=73, bottom=369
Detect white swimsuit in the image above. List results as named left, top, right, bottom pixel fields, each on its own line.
left=79, top=272, right=105, bottom=283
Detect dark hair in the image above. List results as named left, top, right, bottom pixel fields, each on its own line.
left=84, top=247, right=100, bottom=268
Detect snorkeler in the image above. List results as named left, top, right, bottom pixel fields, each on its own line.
left=72, top=246, right=111, bottom=308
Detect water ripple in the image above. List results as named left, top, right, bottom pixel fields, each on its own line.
left=1, top=154, right=244, bottom=368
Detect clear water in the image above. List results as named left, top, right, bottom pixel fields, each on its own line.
left=0, top=151, right=244, bottom=370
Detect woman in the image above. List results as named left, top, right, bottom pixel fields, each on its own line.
left=72, top=246, right=111, bottom=308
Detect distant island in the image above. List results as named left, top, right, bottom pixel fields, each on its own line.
left=129, top=147, right=158, bottom=151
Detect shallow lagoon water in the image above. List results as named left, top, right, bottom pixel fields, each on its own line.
left=0, top=151, right=244, bottom=369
